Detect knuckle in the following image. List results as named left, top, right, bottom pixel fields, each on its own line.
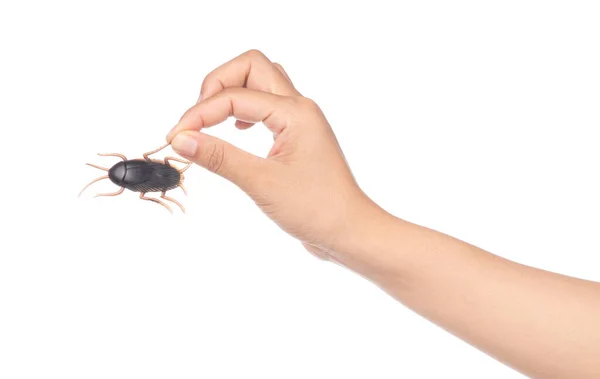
left=282, top=95, right=300, bottom=107
left=280, top=95, right=307, bottom=113
left=200, top=74, right=213, bottom=91
left=278, top=96, right=301, bottom=115
left=202, top=67, right=219, bottom=85
left=245, top=49, right=267, bottom=60
left=292, top=96, right=321, bottom=112
left=284, top=96, right=326, bottom=129
left=206, top=144, right=225, bottom=174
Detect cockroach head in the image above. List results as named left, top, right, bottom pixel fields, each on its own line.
left=108, top=161, right=126, bottom=185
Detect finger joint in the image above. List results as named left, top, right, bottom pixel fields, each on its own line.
left=207, top=144, right=225, bottom=174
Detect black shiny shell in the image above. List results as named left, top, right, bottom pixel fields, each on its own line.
left=108, top=160, right=181, bottom=193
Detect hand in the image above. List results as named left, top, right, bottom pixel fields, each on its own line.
left=166, top=50, right=380, bottom=261
left=166, top=51, right=600, bottom=379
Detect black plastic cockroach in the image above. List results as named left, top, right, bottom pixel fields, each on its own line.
left=79, top=143, right=191, bottom=213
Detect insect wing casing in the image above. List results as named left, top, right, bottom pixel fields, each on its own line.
left=110, top=160, right=181, bottom=193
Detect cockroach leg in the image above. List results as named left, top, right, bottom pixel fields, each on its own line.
left=161, top=191, right=185, bottom=213
left=164, top=156, right=191, bottom=173
left=140, top=192, right=173, bottom=214
left=143, top=143, right=170, bottom=161
left=78, top=175, right=109, bottom=197
left=178, top=182, right=188, bottom=196
left=86, top=163, right=109, bottom=171
left=94, top=187, right=124, bottom=198
left=98, top=153, right=127, bottom=161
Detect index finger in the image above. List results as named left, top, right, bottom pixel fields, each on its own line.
left=199, top=49, right=299, bottom=101
left=167, top=87, right=292, bottom=142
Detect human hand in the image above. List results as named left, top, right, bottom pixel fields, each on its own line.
left=166, top=50, right=381, bottom=260
left=166, top=52, right=600, bottom=379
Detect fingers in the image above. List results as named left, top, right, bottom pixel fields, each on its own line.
left=235, top=120, right=254, bottom=130
left=229, top=62, right=287, bottom=131
left=198, top=49, right=299, bottom=102
left=273, top=63, right=294, bottom=86
left=170, top=130, right=268, bottom=192
left=167, top=87, right=291, bottom=141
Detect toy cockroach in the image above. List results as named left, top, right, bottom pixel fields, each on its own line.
left=79, top=143, right=191, bottom=213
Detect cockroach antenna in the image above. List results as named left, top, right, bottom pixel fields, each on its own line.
left=79, top=143, right=191, bottom=213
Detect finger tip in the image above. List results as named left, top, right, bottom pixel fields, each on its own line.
left=166, top=124, right=180, bottom=142
left=171, top=132, right=198, bottom=157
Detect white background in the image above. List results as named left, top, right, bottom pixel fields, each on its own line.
left=1, top=1, right=599, bottom=378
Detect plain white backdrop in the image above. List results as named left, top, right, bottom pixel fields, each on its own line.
left=1, top=1, right=599, bottom=378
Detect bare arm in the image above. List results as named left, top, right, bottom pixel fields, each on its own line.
left=337, top=205, right=600, bottom=378
left=168, top=50, right=600, bottom=378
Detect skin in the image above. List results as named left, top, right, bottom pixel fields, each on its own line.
left=166, top=49, right=600, bottom=379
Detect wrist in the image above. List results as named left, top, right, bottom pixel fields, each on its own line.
left=326, top=195, right=415, bottom=281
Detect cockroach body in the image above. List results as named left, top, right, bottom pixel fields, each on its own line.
left=108, top=160, right=182, bottom=193
left=79, top=143, right=191, bottom=213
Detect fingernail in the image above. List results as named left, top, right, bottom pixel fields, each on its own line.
left=171, top=133, right=198, bottom=156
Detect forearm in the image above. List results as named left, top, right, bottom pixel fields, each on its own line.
left=334, top=203, right=600, bottom=379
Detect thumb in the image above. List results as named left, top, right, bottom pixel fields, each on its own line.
left=171, top=130, right=267, bottom=192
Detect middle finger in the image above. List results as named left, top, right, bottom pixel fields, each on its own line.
left=198, top=49, right=299, bottom=102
